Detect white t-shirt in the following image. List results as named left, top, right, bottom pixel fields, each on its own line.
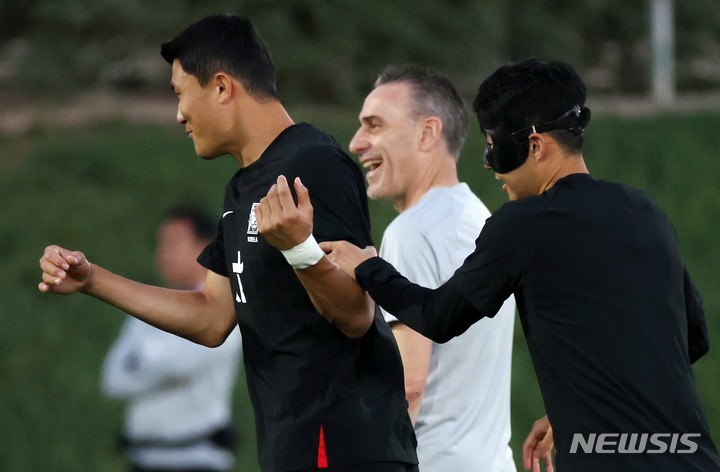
left=101, top=317, right=243, bottom=470
left=380, top=183, right=516, bottom=472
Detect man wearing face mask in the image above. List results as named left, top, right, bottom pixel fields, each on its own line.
left=314, top=59, right=720, bottom=472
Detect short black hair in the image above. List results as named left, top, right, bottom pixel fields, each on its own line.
left=164, top=205, right=216, bottom=241
left=376, top=65, right=468, bottom=159
left=161, top=14, right=278, bottom=100
left=473, top=59, right=589, bottom=155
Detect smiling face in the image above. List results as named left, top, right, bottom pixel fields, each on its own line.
left=349, top=83, right=422, bottom=209
left=171, top=60, right=230, bottom=159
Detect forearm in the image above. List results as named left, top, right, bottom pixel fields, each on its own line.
left=356, top=257, right=483, bottom=343
left=84, top=265, right=234, bottom=347
left=391, top=323, right=431, bottom=426
left=295, top=256, right=374, bottom=338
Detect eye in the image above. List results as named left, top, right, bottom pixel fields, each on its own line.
left=482, top=143, right=493, bottom=168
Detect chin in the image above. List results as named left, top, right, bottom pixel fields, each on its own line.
left=367, top=188, right=391, bottom=201
left=196, top=146, right=223, bottom=160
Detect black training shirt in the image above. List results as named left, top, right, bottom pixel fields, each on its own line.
left=357, top=173, right=720, bottom=471
left=199, top=123, right=417, bottom=472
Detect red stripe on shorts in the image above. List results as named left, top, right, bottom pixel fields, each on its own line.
left=317, top=425, right=328, bottom=468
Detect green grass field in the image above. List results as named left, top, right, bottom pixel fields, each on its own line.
left=1, top=107, right=719, bottom=471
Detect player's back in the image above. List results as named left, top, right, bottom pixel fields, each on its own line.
left=494, top=173, right=719, bottom=471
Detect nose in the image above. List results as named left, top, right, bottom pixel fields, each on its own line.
left=349, top=129, right=368, bottom=155
left=176, top=106, right=186, bottom=125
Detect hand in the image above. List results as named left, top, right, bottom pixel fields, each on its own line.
left=318, top=241, right=377, bottom=279
left=523, top=415, right=554, bottom=472
left=38, top=245, right=94, bottom=294
left=256, top=175, right=314, bottom=251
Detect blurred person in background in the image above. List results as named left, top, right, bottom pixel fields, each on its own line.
left=102, top=205, right=243, bottom=472
left=347, top=64, right=517, bottom=472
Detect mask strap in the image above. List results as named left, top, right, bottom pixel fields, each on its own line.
left=511, top=105, right=585, bottom=143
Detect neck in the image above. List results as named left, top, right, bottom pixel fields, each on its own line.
left=542, top=154, right=589, bottom=193
left=230, top=99, right=295, bottom=167
left=395, top=154, right=459, bottom=213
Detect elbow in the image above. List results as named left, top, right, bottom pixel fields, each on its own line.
left=196, top=336, right=225, bottom=348
left=433, top=333, right=454, bottom=344
left=421, top=328, right=454, bottom=344
left=100, top=376, right=132, bottom=399
left=188, top=323, right=234, bottom=348
left=324, top=296, right=375, bottom=339
left=689, top=341, right=710, bottom=364
left=100, top=382, right=122, bottom=399
left=339, top=315, right=373, bottom=339
left=405, top=383, right=426, bottom=405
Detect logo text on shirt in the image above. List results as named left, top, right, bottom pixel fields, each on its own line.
left=247, top=203, right=260, bottom=242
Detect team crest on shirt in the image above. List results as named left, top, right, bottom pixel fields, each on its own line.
left=247, top=203, right=260, bottom=242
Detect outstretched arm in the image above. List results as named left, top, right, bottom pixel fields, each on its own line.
left=255, top=176, right=374, bottom=339
left=320, top=241, right=487, bottom=343
left=39, top=246, right=237, bottom=347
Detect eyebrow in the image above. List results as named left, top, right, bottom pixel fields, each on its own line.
left=360, top=115, right=381, bottom=125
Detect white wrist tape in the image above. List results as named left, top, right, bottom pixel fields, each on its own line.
left=281, top=234, right=324, bottom=269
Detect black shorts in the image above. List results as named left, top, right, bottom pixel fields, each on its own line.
left=130, top=467, right=223, bottom=472
left=295, top=462, right=418, bottom=472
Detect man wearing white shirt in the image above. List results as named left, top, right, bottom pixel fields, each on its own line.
left=102, top=206, right=243, bottom=472
left=348, top=65, right=517, bottom=472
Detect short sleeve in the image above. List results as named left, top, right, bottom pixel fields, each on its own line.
left=197, top=217, right=228, bottom=276
left=379, top=223, right=442, bottom=323
left=286, top=144, right=372, bottom=248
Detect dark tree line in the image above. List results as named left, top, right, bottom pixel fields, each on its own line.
left=1, top=0, right=719, bottom=104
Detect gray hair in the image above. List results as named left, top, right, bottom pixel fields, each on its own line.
left=375, top=65, right=468, bottom=159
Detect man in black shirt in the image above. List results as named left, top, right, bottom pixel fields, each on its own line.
left=38, top=14, right=416, bottom=472
left=315, top=60, right=720, bottom=472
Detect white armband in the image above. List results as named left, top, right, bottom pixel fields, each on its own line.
left=281, top=234, right=324, bottom=269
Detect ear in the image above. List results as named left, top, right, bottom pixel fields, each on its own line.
left=418, top=116, right=443, bottom=152
left=213, top=72, right=237, bottom=105
left=528, top=133, right=548, bottom=164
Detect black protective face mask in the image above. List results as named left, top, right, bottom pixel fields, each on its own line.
left=482, top=105, right=590, bottom=174
left=483, top=123, right=529, bottom=174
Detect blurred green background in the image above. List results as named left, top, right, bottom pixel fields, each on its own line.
left=1, top=1, right=720, bottom=471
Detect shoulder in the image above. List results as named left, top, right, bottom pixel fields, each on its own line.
left=383, top=212, right=430, bottom=248
left=283, top=128, right=362, bottom=180
left=563, top=174, right=669, bottom=221
left=282, top=124, right=350, bottom=162
left=612, top=180, right=663, bottom=209
left=414, top=185, right=491, bottom=238
left=382, top=185, right=489, bottom=256
left=419, top=184, right=486, bottom=220
left=479, top=197, right=542, bottom=246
